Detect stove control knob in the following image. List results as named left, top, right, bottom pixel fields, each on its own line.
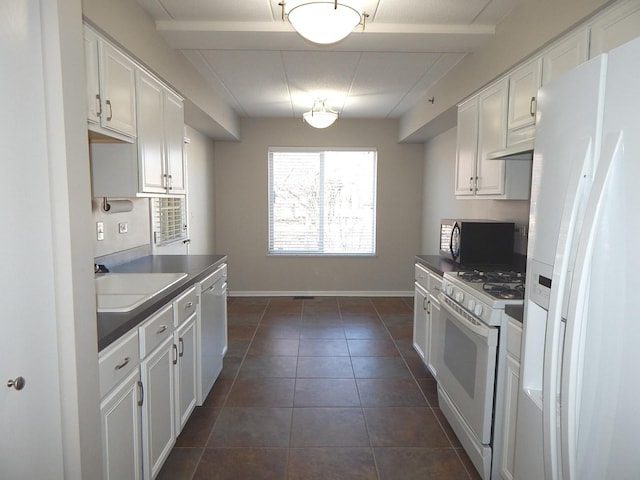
left=446, top=284, right=454, bottom=296
left=474, top=304, right=483, bottom=316
left=455, top=292, right=464, bottom=303
left=468, top=300, right=476, bottom=311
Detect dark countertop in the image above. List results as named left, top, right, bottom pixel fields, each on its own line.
left=505, top=304, right=524, bottom=323
left=414, top=255, right=465, bottom=277
left=97, top=254, right=226, bottom=351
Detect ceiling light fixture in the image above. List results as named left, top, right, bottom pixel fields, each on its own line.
left=279, top=1, right=368, bottom=45
left=303, top=99, right=338, bottom=128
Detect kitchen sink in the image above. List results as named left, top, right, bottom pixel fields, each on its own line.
left=96, top=272, right=187, bottom=312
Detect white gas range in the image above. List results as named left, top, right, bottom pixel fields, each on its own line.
left=434, top=268, right=525, bottom=480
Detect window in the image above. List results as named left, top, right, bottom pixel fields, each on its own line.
left=268, top=147, right=377, bottom=255
left=152, top=196, right=188, bottom=245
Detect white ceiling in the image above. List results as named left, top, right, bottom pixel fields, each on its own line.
left=135, top=0, right=522, bottom=121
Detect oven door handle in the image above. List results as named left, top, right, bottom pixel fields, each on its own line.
left=438, top=293, right=497, bottom=343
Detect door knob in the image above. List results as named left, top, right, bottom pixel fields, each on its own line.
left=7, top=376, right=25, bottom=391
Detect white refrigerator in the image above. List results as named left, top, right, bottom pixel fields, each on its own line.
left=515, top=36, right=640, bottom=480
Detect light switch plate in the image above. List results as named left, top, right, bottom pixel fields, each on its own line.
left=96, top=222, right=104, bottom=241
left=118, top=222, right=128, bottom=234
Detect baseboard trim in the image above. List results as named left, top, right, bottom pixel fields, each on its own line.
left=228, top=291, right=414, bottom=298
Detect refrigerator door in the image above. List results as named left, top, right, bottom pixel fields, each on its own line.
left=515, top=55, right=607, bottom=480
left=560, top=37, right=640, bottom=480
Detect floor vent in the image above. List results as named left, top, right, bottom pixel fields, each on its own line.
left=293, top=296, right=314, bottom=300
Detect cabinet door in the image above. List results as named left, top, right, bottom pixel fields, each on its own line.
left=100, top=369, right=143, bottom=480
left=426, top=294, right=440, bottom=378
left=454, top=98, right=478, bottom=196
left=413, top=283, right=428, bottom=360
left=137, top=70, right=166, bottom=194
left=99, top=41, right=137, bottom=137
left=476, top=79, right=508, bottom=195
left=83, top=27, right=101, bottom=125
left=141, top=336, right=176, bottom=480
left=164, top=91, right=186, bottom=194
left=175, top=315, right=198, bottom=434
left=500, top=354, right=521, bottom=480
left=589, top=0, right=640, bottom=57
left=508, top=58, right=541, bottom=132
left=542, top=29, right=588, bottom=85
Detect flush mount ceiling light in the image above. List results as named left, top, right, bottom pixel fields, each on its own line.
left=303, top=99, right=338, bottom=128
left=279, top=0, right=368, bottom=45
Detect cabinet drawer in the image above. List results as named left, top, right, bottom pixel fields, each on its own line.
left=415, top=264, right=430, bottom=290
left=99, top=329, right=139, bottom=398
left=174, top=286, right=197, bottom=327
left=506, top=317, right=523, bottom=360
left=139, top=303, right=174, bottom=358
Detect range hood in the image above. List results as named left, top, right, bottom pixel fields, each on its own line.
left=488, top=139, right=534, bottom=160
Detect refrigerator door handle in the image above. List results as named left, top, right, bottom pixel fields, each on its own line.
left=560, top=131, right=624, bottom=480
left=542, top=137, right=595, bottom=480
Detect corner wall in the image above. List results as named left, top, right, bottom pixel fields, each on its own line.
left=214, top=118, right=424, bottom=294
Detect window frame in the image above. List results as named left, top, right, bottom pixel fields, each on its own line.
left=267, top=146, right=378, bottom=257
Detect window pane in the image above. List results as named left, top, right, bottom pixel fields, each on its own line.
left=268, top=148, right=377, bottom=255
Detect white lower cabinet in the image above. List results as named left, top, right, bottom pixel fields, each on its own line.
left=175, top=314, right=198, bottom=433
left=499, top=316, right=523, bottom=480
left=140, top=334, right=176, bottom=480
left=100, top=368, right=143, bottom=480
left=413, top=263, right=442, bottom=378
left=99, top=284, right=203, bottom=480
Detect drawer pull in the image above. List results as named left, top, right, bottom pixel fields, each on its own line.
left=179, top=337, right=184, bottom=357
left=156, top=325, right=168, bottom=335
left=114, top=357, right=130, bottom=371
left=184, top=301, right=193, bottom=310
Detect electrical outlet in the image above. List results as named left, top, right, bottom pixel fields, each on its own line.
left=96, top=222, right=104, bottom=241
left=118, top=222, right=128, bottom=234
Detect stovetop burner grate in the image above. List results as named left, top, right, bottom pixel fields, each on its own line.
left=456, top=270, right=525, bottom=284
left=482, top=283, right=525, bottom=300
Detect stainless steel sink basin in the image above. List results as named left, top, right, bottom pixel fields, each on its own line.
left=96, top=272, right=187, bottom=312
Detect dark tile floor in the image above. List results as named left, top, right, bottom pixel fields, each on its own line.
left=157, top=296, right=482, bottom=480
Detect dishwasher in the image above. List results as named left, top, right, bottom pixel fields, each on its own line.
left=196, top=263, right=227, bottom=405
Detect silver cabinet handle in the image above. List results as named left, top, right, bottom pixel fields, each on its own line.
left=426, top=300, right=431, bottom=315
left=137, top=380, right=144, bottom=407
left=469, top=176, right=473, bottom=192
left=114, top=357, right=130, bottom=370
left=95, top=94, right=102, bottom=118
left=105, top=99, right=113, bottom=121
left=179, top=337, right=184, bottom=357
left=172, top=344, right=178, bottom=365
left=530, top=96, right=536, bottom=117
left=184, top=301, right=193, bottom=311
left=156, top=325, right=167, bottom=334
left=7, top=376, right=25, bottom=391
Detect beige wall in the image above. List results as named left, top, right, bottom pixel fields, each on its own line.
left=420, top=127, right=531, bottom=255
left=215, top=118, right=423, bottom=295
left=186, top=125, right=217, bottom=254
left=400, top=0, right=613, bottom=141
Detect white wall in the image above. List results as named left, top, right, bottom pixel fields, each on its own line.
left=215, top=118, right=424, bottom=294
left=420, top=127, right=530, bottom=255
left=186, top=125, right=217, bottom=254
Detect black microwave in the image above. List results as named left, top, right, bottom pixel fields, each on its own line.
left=440, top=219, right=515, bottom=265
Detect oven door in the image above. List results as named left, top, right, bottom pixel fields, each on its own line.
left=435, top=294, right=499, bottom=444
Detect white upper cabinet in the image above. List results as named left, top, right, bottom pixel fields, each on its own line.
left=84, top=26, right=136, bottom=141
left=164, top=91, right=186, bottom=194
left=454, top=98, right=479, bottom=196
left=507, top=58, right=541, bottom=137
left=541, top=28, right=589, bottom=86
left=589, top=0, right=640, bottom=57
left=456, top=79, right=531, bottom=200
left=476, top=79, right=509, bottom=196
left=136, top=70, right=186, bottom=195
